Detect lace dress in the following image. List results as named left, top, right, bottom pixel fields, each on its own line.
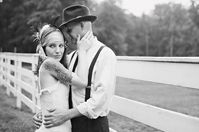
left=35, top=81, right=71, bottom=132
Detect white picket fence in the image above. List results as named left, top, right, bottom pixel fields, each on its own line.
left=0, top=52, right=199, bottom=132
left=0, top=53, right=40, bottom=113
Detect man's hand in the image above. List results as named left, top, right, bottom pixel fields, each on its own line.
left=43, top=108, right=82, bottom=128
left=43, top=108, right=70, bottom=128
left=77, top=31, right=93, bottom=51
left=33, top=112, right=42, bottom=129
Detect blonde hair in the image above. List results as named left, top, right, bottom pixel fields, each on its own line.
left=34, top=24, right=62, bottom=47
left=33, top=24, right=68, bottom=76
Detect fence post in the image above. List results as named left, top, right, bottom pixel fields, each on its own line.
left=1, top=54, right=6, bottom=86
left=0, top=54, right=2, bottom=85
left=11, top=54, right=17, bottom=96
left=15, top=54, right=22, bottom=109
left=32, top=55, right=39, bottom=113
left=5, top=54, right=11, bottom=96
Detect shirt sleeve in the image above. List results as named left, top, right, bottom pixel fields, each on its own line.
left=76, top=48, right=117, bottom=119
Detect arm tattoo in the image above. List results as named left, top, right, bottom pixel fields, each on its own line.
left=43, top=59, right=72, bottom=86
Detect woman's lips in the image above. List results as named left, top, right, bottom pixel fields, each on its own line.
left=54, top=55, right=62, bottom=58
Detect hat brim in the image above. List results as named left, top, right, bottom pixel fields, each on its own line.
left=59, top=15, right=97, bottom=28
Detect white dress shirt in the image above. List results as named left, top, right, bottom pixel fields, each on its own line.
left=69, top=37, right=116, bottom=119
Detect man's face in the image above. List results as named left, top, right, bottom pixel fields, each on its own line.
left=63, top=22, right=83, bottom=50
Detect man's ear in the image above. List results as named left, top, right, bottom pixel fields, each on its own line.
left=80, top=22, right=84, bottom=28
left=80, top=22, right=87, bottom=38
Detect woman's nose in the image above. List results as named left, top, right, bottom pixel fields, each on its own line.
left=55, top=46, right=61, bottom=53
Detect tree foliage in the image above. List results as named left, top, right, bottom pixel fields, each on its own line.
left=0, top=0, right=199, bottom=56
left=0, top=0, right=89, bottom=53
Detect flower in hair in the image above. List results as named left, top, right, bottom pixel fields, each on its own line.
left=33, top=31, right=41, bottom=44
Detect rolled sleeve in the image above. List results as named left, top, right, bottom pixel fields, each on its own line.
left=76, top=48, right=116, bottom=119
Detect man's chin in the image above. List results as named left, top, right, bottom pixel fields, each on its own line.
left=69, top=42, right=77, bottom=50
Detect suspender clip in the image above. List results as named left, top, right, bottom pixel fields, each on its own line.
left=86, top=86, right=91, bottom=89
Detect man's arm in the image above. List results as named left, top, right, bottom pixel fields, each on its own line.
left=43, top=107, right=82, bottom=128
left=76, top=47, right=116, bottom=119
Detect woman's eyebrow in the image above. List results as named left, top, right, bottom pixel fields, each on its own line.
left=47, top=43, right=56, bottom=46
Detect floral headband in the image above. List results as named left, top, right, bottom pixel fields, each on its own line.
left=33, top=24, right=61, bottom=47
left=33, top=15, right=63, bottom=47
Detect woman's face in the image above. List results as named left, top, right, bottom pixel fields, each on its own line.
left=44, top=31, right=65, bottom=61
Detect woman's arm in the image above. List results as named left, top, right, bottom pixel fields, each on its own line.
left=72, top=50, right=88, bottom=88
left=42, top=58, right=87, bottom=88
left=72, top=31, right=94, bottom=88
left=42, top=32, right=92, bottom=88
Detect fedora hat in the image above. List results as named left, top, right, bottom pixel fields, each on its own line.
left=59, top=5, right=97, bottom=28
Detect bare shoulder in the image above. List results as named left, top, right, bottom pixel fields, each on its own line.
left=39, top=58, right=55, bottom=77
left=41, top=58, right=61, bottom=71
left=39, top=59, right=58, bottom=88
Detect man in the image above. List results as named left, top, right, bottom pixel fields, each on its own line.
left=34, top=5, right=116, bottom=132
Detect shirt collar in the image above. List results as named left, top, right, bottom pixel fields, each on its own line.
left=88, top=36, right=103, bottom=51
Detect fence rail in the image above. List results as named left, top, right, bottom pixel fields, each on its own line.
left=0, top=52, right=199, bottom=132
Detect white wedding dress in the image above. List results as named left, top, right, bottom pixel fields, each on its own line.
left=36, top=81, right=71, bottom=132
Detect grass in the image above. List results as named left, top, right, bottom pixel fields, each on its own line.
left=115, top=77, right=199, bottom=117
left=1, top=77, right=199, bottom=132
left=108, top=77, right=199, bottom=131
left=108, top=112, right=162, bottom=132
left=0, top=86, right=35, bottom=132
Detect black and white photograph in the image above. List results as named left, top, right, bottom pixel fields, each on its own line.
left=0, top=0, right=199, bottom=132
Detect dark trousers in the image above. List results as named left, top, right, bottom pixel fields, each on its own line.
left=71, top=116, right=109, bottom=132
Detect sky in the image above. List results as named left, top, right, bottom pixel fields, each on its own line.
left=95, top=0, right=192, bottom=16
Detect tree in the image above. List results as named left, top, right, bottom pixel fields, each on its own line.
left=93, top=0, right=129, bottom=55
left=0, top=0, right=90, bottom=53
left=153, top=3, right=195, bottom=56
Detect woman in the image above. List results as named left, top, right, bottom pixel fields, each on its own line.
left=34, top=24, right=91, bottom=132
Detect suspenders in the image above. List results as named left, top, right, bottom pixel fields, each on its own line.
left=69, top=46, right=104, bottom=108
left=69, top=51, right=78, bottom=108
left=85, top=46, right=104, bottom=101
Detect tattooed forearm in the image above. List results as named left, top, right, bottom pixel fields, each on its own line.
left=43, top=59, right=72, bottom=86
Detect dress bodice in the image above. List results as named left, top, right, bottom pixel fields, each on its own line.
left=40, top=81, right=69, bottom=113
left=36, top=81, right=71, bottom=132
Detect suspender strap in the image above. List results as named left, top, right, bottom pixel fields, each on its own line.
left=69, top=51, right=77, bottom=65
left=85, top=46, right=104, bottom=101
left=69, top=53, right=78, bottom=109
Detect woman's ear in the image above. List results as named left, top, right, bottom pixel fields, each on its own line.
left=37, top=45, right=46, bottom=57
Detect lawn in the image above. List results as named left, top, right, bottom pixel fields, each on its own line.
left=108, top=77, right=199, bottom=131
left=115, top=77, right=199, bottom=117
left=0, top=77, right=199, bottom=132
left=0, top=86, right=35, bottom=132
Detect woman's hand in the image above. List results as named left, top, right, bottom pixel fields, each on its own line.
left=77, top=31, right=93, bottom=51
left=72, top=32, right=91, bottom=88
left=33, top=112, right=42, bottom=129
left=37, top=45, right=48, bottom=62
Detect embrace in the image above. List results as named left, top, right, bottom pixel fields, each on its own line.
left=33, top=4, right=116, bottom=132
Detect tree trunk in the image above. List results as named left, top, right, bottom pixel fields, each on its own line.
left=145, top=33, right=149, bottom=56
left=169, top=33, right=174, bottom=56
